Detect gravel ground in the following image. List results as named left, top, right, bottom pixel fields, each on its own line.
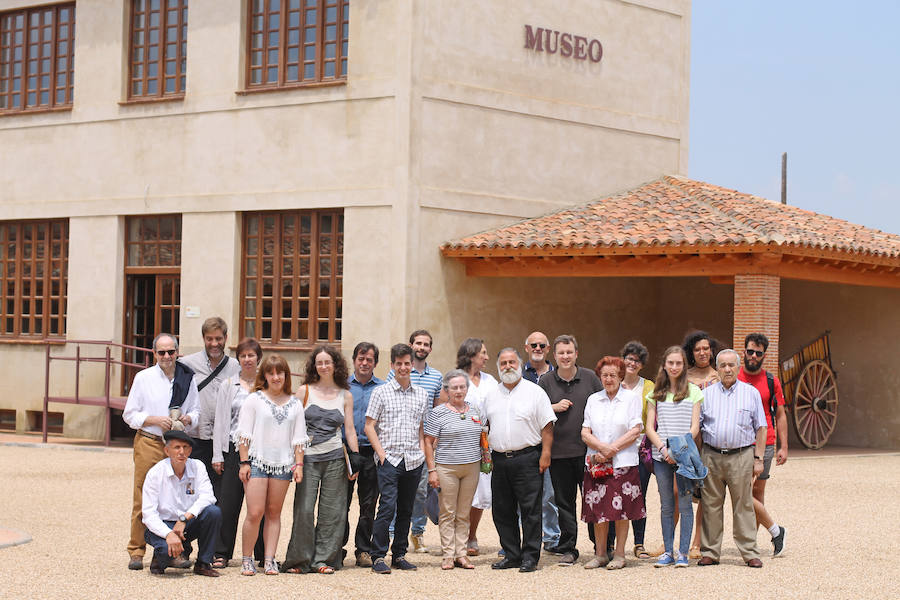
left=1, top=444, right=898, bottom=600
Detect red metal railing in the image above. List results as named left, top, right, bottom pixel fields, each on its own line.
left=43, top=339, right=154, bottom=446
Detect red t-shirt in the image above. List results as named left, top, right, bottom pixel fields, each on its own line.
left=738, top=368, right=785, bottom=446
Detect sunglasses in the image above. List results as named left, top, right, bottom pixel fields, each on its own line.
left=156, top=349, right=177, bottom=356
left=745, top=349, right=765, bottom=358
left=529, top=343, right=548, bottom=350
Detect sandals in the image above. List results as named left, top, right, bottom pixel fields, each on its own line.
left=241, top=556, right=257, bottom=576
left=454, top=557, right=475, bottom=570
left=583, top=555, right=609, bottom=569
left=466, top=539, right=479, bottom=556
left=211, top=557, right=228, bottom=569
left=264, top=558, right=279, bottom=575
left=284, top=566, right=302, bottom=574
left=633, top=545, right=650, bottom=559
left=316, top=565, right=335, bottom=574
left=689, top=545, right=702, bottom=560
left=441, top=558, right=455, bottom=570
left=606, top=555, right=626, bottom=570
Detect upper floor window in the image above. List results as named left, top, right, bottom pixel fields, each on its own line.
left=241, top=210, right=343, bottom=346
left=246, top=0, right=348, bottom=90
left=129, top=0, right=188, bottom=99
left=0, top=3, right=75, bottom=114
left=0, top=219, right=68, bottom=338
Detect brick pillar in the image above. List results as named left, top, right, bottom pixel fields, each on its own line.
left=732, top=274, right=780, bottom=363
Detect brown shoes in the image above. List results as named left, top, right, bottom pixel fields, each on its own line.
left=193, top=562, right=221, bottom=577
left=697, top=556, right=719, bottom=566
left=746, top=558, right=763, bottom=568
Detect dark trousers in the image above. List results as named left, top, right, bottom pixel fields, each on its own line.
left=144, top=505, right=222, bottom=567
left=371, top=458, right=422, bottom=561
left=191, top=437, right=222, bottom=494
left=608, top=459, right=652, bottom=548
left=342, top=445, right=379, bottom=559
left=491, top=447, right=543, bottom=566
left=214, top=443, right=265, bottom=560
left=550, top=455, right=595, bottom=558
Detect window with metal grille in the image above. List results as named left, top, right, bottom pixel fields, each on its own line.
left=0, top=219, right=68, bottom=338
left=241, top=210, right=343, bottom=346
left=128, top=0, right=188, bottom=99
left=246, top=0, right=348, bottom=90
left=0, top=3, right=75, bottom=113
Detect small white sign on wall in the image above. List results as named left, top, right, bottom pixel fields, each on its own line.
left=184, top=306, right=200, bottom=318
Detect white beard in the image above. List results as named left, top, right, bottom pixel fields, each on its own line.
left=499, top=368, right=522, bottom=385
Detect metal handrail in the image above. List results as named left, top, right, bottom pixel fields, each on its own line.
left=43, top=339, right=154, bottom=446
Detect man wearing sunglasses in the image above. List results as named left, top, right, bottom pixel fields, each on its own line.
left=123, top=333, right=200, bottom=571
left=737, top=333, right=787, bottom=557
left=522, top=331, right=561, bottom=554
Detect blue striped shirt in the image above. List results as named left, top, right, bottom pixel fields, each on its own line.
left=700, top=380, right=767, bottom=450
left=345, top=374, right=384, bottom=447
left=388, top=363, right=443, bottom=409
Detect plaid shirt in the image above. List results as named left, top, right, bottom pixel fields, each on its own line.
left=366, top=379, right=429, bottom=469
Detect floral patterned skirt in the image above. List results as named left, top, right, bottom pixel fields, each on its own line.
left=581, top=465, right=647, bottom=524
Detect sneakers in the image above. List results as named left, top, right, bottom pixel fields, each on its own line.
left=410, top=534, right=428, bottom=553
left=372, top=558, right=391, bottom=574
left=771, top=526, right=786, bottom=556
left=654, top=553, right=676, bottom=567
left=466, top=539, right=479, bottom=556
left=558, top=552, right=576, bottom=566
left=675, top=555, right=689, bottom=568
left=355, top=551, right=373, bottom=567
left=391, top=555, right=418, bottom=571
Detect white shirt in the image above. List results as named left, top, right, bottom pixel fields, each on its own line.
left=237, top=391, right=309, bottom=474
left=141, top=457, right=215, bottom=538
left=179, top=352, right=241, bottom=440
left=464, top=371, right=498, bottom=415
left=123, top=364, right=199, bottom=437
left=483, top=378, right=556, bottom=452
left=582, top=387, right=643, bottom=468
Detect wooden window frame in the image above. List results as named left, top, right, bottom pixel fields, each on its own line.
left=127, top=0, right=188, bottom=101
left=244, top=0, right=348, bottom=92
left=125, top=214, right=182, bottom=270
left=240, top=209, right=343, bottom=349
left=0, top=2, right=75, bottom=115
left=0, top=219, right=68, bottom=340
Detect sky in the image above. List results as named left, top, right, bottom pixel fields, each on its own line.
left=689, top=0, right=900, bottom=235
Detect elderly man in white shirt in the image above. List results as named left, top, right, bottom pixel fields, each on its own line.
left=123, top=333, right=199, bottom=571
left=142, top=430, right=222, bottom=576
left=484, top=348, right=556, bottom=573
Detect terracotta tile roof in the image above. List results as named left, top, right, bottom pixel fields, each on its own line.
left=442, top=176, right=900, bottom=261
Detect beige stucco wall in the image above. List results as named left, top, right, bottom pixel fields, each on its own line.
left=0, top=0, right=691, bottom=438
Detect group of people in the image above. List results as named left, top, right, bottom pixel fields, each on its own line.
left=124, top=318, right=788, bottom=577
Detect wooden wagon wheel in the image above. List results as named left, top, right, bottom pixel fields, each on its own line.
left=791, top=359, right=838, bottom=449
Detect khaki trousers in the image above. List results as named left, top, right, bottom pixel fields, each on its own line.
left=436, top=462, right=480, bottom=559
left=128, top=432, right=166, bottom=557
left=699, top=446, right=760, bottom=562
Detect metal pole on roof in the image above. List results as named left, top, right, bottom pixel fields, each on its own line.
left=781, top=152, right=788, bottom=205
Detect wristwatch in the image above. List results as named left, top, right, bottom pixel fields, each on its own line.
left=178, top=514, right=189, bottom=523
left=754, top=456, right=762, bottom=460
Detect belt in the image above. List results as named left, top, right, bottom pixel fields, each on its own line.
left=492, top=444, right=540, bottom=459
left=704, top=443, right=752, bottom=455
left=138, top=430, right=162, bottom=442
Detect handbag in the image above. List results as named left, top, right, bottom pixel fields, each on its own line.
left=585, top=453, right=614, bottom=478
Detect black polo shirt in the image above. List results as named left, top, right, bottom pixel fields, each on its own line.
left=538, top=366, right=602, bottom=459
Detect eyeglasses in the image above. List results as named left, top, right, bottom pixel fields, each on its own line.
left=745, top=349, right=765, bottom=358
left=156, top=349, right=177, bottom=356
left=623, top=356, right=642, bottom=365
left=529, top=343, right=547, bottom=350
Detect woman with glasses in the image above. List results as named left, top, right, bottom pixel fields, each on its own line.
left=282, top=346, right=360, bottom=575
left=424, top=370, right=483, bottom=570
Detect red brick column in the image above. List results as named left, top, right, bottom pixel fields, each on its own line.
left=732, top=274, right=780, bottom=363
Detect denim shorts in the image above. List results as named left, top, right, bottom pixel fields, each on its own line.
left=250, top=464, right=293, bottom=481
left=758, top=444, right=775, bottom=480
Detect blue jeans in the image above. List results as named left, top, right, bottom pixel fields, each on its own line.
left=372, top=459, right=423, bottom=561
left=144, top=505, right=222, bottom=567
left=654, top=460, right=693, bottom=557
left=542, top=468, right=560, bottom=544
left=390, top=467, right=429, bottom=536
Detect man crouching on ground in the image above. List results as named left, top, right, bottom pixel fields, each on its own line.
left=142, top=430, right=222, bottom=576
